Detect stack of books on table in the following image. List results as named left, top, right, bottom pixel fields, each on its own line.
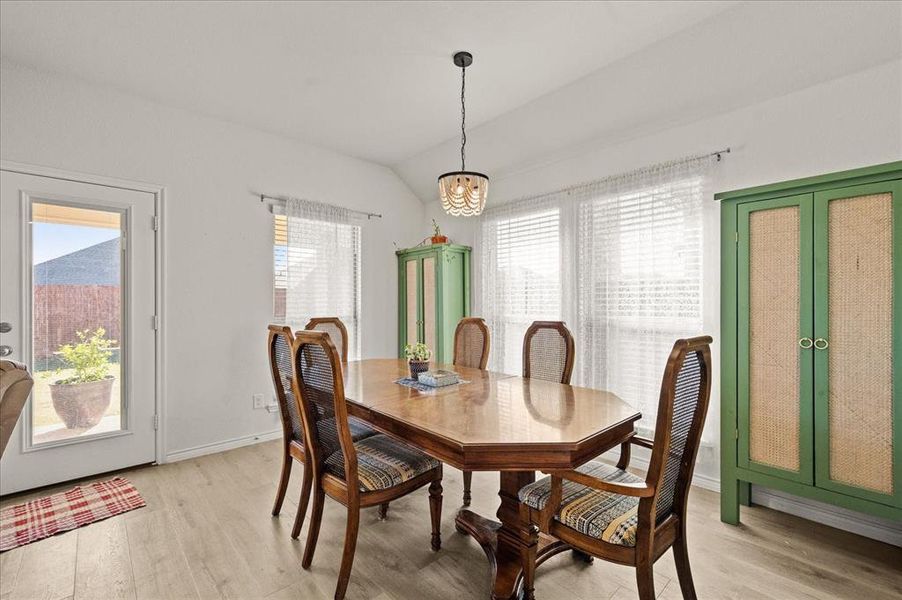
left=417, top=370, right=460, bottom=387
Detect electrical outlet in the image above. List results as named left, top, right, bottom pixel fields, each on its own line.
left=253, top=393, right=265, bottom=410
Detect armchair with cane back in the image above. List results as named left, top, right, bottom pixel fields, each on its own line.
left=518, top=336, right=713, bottom=600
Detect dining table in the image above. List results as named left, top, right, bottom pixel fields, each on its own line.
left=342, top=358, right=642, bottom=600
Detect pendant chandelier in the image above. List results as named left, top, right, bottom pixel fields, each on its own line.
left=438, top=51, right=489, bottom=217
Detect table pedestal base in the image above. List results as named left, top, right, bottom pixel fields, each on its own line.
left=456, top=486, right=577, bottom=600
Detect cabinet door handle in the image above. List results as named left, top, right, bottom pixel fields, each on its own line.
left=798, top=337, right=813, bottom=349
left=814, top=338, right=829, bottom=350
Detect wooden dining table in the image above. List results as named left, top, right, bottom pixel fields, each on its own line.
left=342, top=359, right=642, bottom=600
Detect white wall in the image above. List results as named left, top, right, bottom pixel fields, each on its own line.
left=0, top=61, right=425, bottom=458
left=424, top=58, right=902, bottom=480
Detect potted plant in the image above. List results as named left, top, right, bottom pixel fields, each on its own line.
left=430, top=219, right=448, bottom=245
left=404, top=342, right=432, bottom=380
left=49, top=328, right=116, bottom=429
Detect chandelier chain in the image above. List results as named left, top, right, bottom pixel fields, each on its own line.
left=460, top=64, right=466, bottom=171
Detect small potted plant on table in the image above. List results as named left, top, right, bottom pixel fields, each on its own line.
left=49, top=328, right=116, bottom=429
left=404, top=342, right=432, bottom=381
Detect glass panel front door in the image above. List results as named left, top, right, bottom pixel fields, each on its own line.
left=0, top=170, right=157, bottom=495
left=30, top=202, right=124, bottom=446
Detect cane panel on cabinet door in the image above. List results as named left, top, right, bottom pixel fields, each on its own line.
left=813, top=180, right=901, bottom=507
left=737, top=194, right=814, bottom=484
left=405, top=258, right=419, bottom=347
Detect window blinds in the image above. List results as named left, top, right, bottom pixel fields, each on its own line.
left=480, top=205, right=562, bottom=375
left=576, top=176, right=705, bottom=436
left=279, top=199, right=362, bottom=360
left=477, top=156, right=715, bottom=441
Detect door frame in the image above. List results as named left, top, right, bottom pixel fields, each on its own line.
left=0, top=160, right=167, bottom=465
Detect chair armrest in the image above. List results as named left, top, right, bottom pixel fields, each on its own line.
left=544, top=469, right=656, bottom=498
left=629, top=436, right=655, bottom=450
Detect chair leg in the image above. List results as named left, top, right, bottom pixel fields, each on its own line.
left=636, top=562, right=655, bottom=600
left=616, top=441, right=631, bottom=470
left=301, top=488, right=325, bottom=569
left=378, top=503, right=389, bottom=520
left=462, top=470, right=472, bottom=506
left=428, top=479, right=443, bottom=551
left=271, top=448, right=292, bottom=516
left=291, top=460, right=313, bottom=539
left=520, top=524, right=538, bottom=600
left=334, top=505, right=360, bottom=600
left=673, top=531, right=698, bottom=600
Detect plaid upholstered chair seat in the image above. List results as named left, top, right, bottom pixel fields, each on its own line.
left=519, top=461, right=643, bottom=547
left=324, top=434, right=441, bottom=491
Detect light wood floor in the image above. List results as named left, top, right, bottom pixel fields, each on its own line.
left=1, top=440, right=900, bottom=600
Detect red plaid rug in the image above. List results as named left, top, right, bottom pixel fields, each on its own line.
left=0, top=477, right=145, bottom=552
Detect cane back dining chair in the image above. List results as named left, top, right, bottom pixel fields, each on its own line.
left=522, top=321, right=575, bottom=384
left=291, top=330, right=444, bottom=600
left=452, top=317, right=490, bottom=506
left=305, top=317, right=350, bottom=363
left=518, top=336, right=713, bottom=600
left=267, top=325, right=379, bottom=539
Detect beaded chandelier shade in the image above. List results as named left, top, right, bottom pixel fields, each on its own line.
left=438, top=52, right=489, bottom=217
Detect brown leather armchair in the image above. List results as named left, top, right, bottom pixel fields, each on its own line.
left=0, top=360, right=33, bottom=457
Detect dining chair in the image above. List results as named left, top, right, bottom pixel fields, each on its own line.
left=292, top=330, right=444, bottom=600
left=267, top=325, right=379, bottom=539
left=522, top=321, right=575, bottom=384
left=452, top=317, right=490, bottom=506
left=517, top=336, right=713, bottom=600
left=305, top=317, right=349, bottom=363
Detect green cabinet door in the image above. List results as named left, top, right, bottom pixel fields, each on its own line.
left=812, top=180, right=901, bottom=507
left=737, top=193, right=815, bottom=484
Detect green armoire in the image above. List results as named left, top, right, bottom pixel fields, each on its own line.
left=719, top=162, right=901, bottom=525
left=397, top=243, right=471, bottom=364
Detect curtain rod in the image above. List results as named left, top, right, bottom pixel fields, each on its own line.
left=258, top=193, right=383, bottom=220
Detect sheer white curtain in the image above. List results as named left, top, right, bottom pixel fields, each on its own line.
left=476, top=155, right=717, bottom=444
left=284, top=198, right=362, bottom=359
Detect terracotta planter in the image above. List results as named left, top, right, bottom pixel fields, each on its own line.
left=408, top=360, right=430, bottom=381
left=49, top=377, right=114, bottom=429
left=431, top=236, right=448, bottom=244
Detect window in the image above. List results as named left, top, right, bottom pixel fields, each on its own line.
left=576, top=175, right=705, bottom=435
left=480, top=207, right=561, bottom=375
left=477, top=158, right=714, bottom=441
left=274, top=214, right=288, bottom=319
left=273, top=206, right=362, bottom=360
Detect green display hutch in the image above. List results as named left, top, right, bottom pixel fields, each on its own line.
left=397, top=243, right=471, bottom=364
left=719, top=161, right=902, bottom=525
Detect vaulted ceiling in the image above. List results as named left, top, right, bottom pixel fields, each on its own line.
left=2, top=1, right=900, bottom=204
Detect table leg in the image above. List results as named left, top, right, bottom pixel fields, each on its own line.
left=455, top=471, right=574, bottom=600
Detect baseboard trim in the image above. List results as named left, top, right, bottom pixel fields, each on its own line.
left=165, top=429, right=282, bottom=463
left=751, top=487, right=902, bottom=547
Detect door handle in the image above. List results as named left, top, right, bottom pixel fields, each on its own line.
left=814, top=338, right=829, bottom=350
left=0, top=322, right=11, bottom=333
left=0, top=345, right=12, bottom=357
left=798, top=337, right=813, bottom=349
